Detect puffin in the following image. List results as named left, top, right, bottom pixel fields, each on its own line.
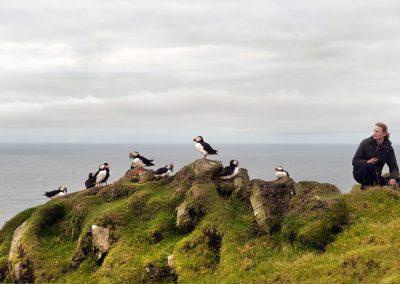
left=44, top=186, right=68, bottom=199
left=85, top=172, right=96, bottom=189
left=94, top=163, right=110, bottom=187
left=193, top=136, right=218, bottom=159
left=220, top=160, right=239, bottom=179
left=129, top=151, right=155, bottom=168
left=153, top=163, right=174, bottom=177
left=275, top=166, right=289, bottom=179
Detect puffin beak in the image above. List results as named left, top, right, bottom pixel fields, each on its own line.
left=193, top=137, right=197, bottom=141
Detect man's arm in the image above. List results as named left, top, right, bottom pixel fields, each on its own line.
left=352, top=140, right=368, bottom=168
left=387, top=148, right=399, bottom=179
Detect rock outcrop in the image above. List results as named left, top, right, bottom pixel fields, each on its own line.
left=71, top=229, right=92, bottom=268
left=247, top=176, right=348, bottom=250
left=71, top=224, right=111, bottom=268
left=173, top=159, right=248, bottom=233
left=0, top=158, right=358, bottom=283
left=233, top=168, right=250, bottom=197
left=7, top=221, right=34, bottom=283
left=172, top=159, right=222, bottom=194
left=250, top=177, right=296, bottom=232
left=173, top=160, right=221, bottom=233
left=91, top=225, right=110, bottom=264
left=191, top=159, right=223, bottom=181
left=167, top=254, right=174, bottom=269
left=176, top=201, right=192, bottom=233
left=176, top=183, right=211, bottom=233
left=144, top=261, right=177, bottom=282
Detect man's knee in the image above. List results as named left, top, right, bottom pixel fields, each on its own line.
left=364, top=163, right=376, bottom=172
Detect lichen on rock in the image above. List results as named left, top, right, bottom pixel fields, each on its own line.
left=91, top=225, right=110, bottom=264
left=8, top=221, right=34, bottom=283
left=250, top=178, right=295, bottom=233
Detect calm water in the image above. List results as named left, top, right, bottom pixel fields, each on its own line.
left=0, top=143, right=389, bottom=227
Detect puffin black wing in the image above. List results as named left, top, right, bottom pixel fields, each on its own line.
left=219, top=165, right=233, bottom=176
left=200, top=141, right=218, bottom=155
left=85, top=173, right=96, bottom=189
left=93, top=170, right=100, bottom=179
left=139, top=155, right=155, bottom=166
left=44, top=189, right=60, bottom=198
left=104, top=169, right=110, bottom=183
left=154, top=167, right=168, bottom=175
left=85, top=178, right=95, bottom=189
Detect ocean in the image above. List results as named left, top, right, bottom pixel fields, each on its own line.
left=0, top=143, right=387, bottom=227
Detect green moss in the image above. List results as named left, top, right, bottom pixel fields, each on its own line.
left=30, top=202, right=68, bottom=237
left=0, top=207, right=35, bottom=257
left=299, top=199, right=349, bottom=250
left=4, top=172, right=400, bottom=282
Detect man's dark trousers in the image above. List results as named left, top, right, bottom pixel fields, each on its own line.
left=353, top=163, right=386, bottom=188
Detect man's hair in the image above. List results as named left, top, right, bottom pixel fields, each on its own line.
left=375, top=122, right=390, bottom=139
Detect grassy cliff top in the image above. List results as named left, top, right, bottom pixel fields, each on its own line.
left=1, top=159, right=400, bottom=283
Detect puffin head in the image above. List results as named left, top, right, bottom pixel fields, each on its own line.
left=230, top=160, right=239, bottom=167
left=88, top=172, right=94, bottom=179
left=167, top=163, right=174, bottom=172
left=99, top=163, right=109, bottom=170
left=193, top=136, right=203, bottom=142
left=59, top=186, right=67, bottom=193
left=129, top=151, right=139, bottom=159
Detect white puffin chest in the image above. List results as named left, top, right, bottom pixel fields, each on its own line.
left=96, top=170, right=107, bottom=183
left=275, top=171, right=288, bottom=179
left=195, top=143, right=207, bottom=154
left=53, top=191, right=66, bottom=199
left=133, top=157, right=145, bottom=167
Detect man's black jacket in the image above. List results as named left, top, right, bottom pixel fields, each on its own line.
left=352, top=136, right=399, bottom=179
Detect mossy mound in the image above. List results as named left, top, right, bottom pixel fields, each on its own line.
left=1, top=160, right=400, bottom=283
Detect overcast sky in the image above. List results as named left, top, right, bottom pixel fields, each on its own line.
left=1, top=0, right=400, bottom=143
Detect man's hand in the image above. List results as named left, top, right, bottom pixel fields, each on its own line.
left=388, top=179, right=397, bottom=186
left=367, top=158, right=378, bottom=164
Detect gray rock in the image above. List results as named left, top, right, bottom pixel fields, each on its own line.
left=71, top=229, right=92, bottom=268
left=250, top=182, right=269, bottom=232
left=8, top=221, right=34, bottom=283
left=167, top=254, right=174, bottom=269
left=250, top=178, right=295, bottom=233
left=144, top=263, right=159, bottom=279
left=233, top=168, right=250, bottom=197
left=295, top=181, right=341, bottom=196
left=172, top=159, right=223, bottom=198
left=176, top=201, right=193, bottom=233
left=91, top=225, right=110, bottom=263
left=192, top=159, right=222, bottom=180
left=175, top=183, right=210, bottom=233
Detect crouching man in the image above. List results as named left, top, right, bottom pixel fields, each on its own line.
left=352, top=122, right=399, bottom=189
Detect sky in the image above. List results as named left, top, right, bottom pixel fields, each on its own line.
left=1, top=0, right=400, bottom=144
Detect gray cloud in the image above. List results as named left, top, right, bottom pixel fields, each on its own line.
left=1, top=0, right=400, bottom=143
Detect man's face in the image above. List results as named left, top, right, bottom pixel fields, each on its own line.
left=373, top=126, right=385, bottom=141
